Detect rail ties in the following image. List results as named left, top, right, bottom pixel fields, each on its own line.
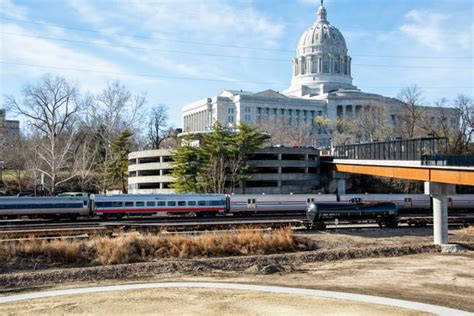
left=0, top=217, right=306, bottom=239
left=0, top=223, right=107, bottom=239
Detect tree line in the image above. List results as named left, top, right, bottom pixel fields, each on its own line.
left=1, top=75, right=177, bottom=195
left=259, top=85, right=473, bottom=154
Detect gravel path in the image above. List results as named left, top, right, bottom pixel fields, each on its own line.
left=1, top=282, right=471, bottom=315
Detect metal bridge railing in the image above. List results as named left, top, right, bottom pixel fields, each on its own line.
left=334, top=137, right=449, bottom=161
left=421, top=154, right=474, bottom=167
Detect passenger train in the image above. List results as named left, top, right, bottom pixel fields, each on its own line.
left=0, top=193, right=473, bottom=221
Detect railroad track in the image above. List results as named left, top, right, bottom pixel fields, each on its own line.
left=0, top=223, right=108, bottom=239
left=1, top=214, right=472, bottom=240
left=0, top=216, right=306, bottom=239
left=0, top=213, right=305, bottom=226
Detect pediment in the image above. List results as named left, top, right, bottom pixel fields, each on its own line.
left=253, top=89, right=287, bottom=98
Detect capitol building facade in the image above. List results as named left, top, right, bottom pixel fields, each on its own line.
left=182, top=3, right=455, bottom=147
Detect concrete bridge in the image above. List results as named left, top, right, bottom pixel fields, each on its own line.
left=326, top=137, right=474, bottom=245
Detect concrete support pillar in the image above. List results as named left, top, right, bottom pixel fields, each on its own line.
left=425, top=182, right=455, bottom=245
left=333, top=171, right=349, bottom=195
left=433, top=194, right=448, bottom=245
left=337, top=179, right=346, bottom=195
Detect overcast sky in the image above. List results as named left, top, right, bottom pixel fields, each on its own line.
left=1, top=0, right=473, bottom=128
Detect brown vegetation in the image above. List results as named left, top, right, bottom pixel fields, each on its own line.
left=0, top=227, right=308, bottom=270
left=457, top=225, right=474, bottom=235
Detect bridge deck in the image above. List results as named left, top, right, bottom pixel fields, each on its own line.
left=330, top=159, right=474, bottom=186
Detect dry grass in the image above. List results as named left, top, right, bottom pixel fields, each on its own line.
left=457, top=225, right=474, bottom=235
left=0, top=227, right=305, bottom=268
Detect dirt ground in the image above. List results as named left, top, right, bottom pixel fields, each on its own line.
left=1, top=227, right=473, bottom=313
left=0, top=288, right=431, bottom=316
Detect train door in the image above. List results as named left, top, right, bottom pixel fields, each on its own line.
left=225, top=196, right=231, bottom=213
left=404, top=197, right=413, bottom=208
left=247, top=198, right=256, bottom=211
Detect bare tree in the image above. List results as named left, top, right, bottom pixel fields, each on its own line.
left=421, top=98, right=453, bottom=138
left=258, top=116, right=313, bottom=146
left=159, top=127, right=181, bottom=149
left=355, top=105, right=393, bottom=142
left=1, top=133, right=26, bottom=192
left=331, top=118, right=357, bottom=146
left=451, top=95, right=473, bottom=153
left=83, top=81, right=146, bottom=193
left=5, top=75, right=79, bottom=194
left=73, top=133, right=99, bottom=192
left=147, top=104, right=169, bottom=149
left=397, top=85, right=426, bottom=138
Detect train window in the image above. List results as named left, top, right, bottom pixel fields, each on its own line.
left=178, top=201, right=186, bottom=206
left=124, top=201, right=134, bottom=207
left=112, top=202, right=123, bottom=207
left=136, top=202, right=145, bottom=207
left=157, top=201, right=166, bottom=206
left=168, top=201, right=176, bottom=206
left=147, top=201, right=155, bottom=207
left=188, top=201, right=196, bottom=206
left=66, top=203, right=81, bottom=208
left=198, top=201, right=207, bottom=206
left=209, top=200, right=225, bottom=206
left=97, top=202, right=113, bottom=208
left=404, top=198, right=412, bottom=202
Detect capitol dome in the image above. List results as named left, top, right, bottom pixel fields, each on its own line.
left=284, top=1, right=356, bottom=97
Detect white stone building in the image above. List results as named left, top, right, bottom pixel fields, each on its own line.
left=182, top=2, right=457, bottom=147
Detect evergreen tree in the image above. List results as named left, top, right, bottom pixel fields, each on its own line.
left=199, top=122, right=232, bottom=193
left=229, top=124, right=267, bottom=192
left=170, top=123, right=265, bottom=193
left=107, top=129, right=133, bottom=193
left=170, top=134, right=201, bottom=193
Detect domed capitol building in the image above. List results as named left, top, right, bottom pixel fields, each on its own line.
left=182, top=2, right=456, bottom=147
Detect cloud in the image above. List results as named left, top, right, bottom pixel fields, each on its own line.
left=399, top=9, right=471, bottom=51
left=0, top=0, right=27, bottom=19
left=60, top=0, right=284, bottom=82
left=1, top=23, right=127, bottom=92
left=67, top=0, right=105, bottom=27
left=108, top=0, right=283, bottom=46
